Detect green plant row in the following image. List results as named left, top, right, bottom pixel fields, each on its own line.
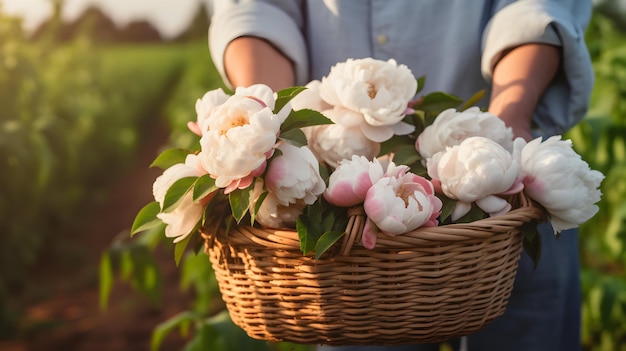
left=0, top=13, right=188, bottom=336
left=569, top=11, right=626, bottom=351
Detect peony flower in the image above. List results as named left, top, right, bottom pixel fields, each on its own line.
left=289, top=80, right=332, bottom=112
left=233, top=84, right=277, bottom=111
left=520, top=136, right=604, bottom=234
left=152, top=154, right=207, bottom=205
left=427, top=136, right=522, bottom=221
left=303, top=115, right=380, bottom=167
left=324, top=155, right=385, bottom=207
left=264, top=143, right=326, bottom=206
left=157, top=192, right=205, bottom=243
left=198, top=88, right=285, bottom=192
left=152, top=154, right=207, bottom=243
left=318, top=58, right=416, bottom=142
left=362, top=172, right=442, bottom=249
left=416, top=107, right=515, bottom=160
left=190, top=88, right=230, bottom=136
left=250, top=179, right=307, bottom=229
left=382, top=160, right=411, bottom=179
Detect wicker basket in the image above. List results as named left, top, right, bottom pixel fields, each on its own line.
left=201, top=193, right=544, bottom=346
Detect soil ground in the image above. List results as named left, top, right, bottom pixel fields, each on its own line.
left=0, top=125, right=192, bottom=351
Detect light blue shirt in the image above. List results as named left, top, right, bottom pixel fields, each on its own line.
left=209, top=0, right=594, bottom=137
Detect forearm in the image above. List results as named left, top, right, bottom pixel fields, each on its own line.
left=224, top=36, right=295, bottom=91
left=488, top=44, right=561, bottom=140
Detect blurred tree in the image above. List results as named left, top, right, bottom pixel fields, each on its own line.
left=594, top=0, right=626, bottom=31
left=174, top=1, right=210, bottom=42
left=119, top=20, right=162, bottom=42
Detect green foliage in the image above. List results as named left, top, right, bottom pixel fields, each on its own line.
left=131, top=202, right=163, bottom=236
left=161, top=42, right=226, bottom=150
left=151, top=148, right=192, bottom=169
left=99, top=225, right=165, bottom=310
left=150, top=311, right=288, bottom=351
left=568, top=10, right=626, bottom=350
left=0, top=8, right=189, bottom=335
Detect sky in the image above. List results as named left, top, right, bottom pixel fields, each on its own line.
left=0, top=0, right=212, bottom=38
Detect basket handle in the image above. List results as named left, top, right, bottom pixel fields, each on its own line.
left=339, top=207, right=366, bottom=256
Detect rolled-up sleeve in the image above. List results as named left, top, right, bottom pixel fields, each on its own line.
left=209, top=1, right=309, bottom=89
left=481, top=0, right=594, bottom=137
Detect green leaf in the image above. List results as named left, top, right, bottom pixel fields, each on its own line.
left=322, top=211, right=336, bottom=231
left=151, top=311, right=197, bottom=351
left=600, top=280, right=618, bottom=328
left=279, top=127, right=308, bottom=147
left=315, top=231, right=345, bottom=259
left=307, top=201, right=324, bottom=234
left=460, top=89, right=487, bottom=111
left=228, top=187, right=252, bottom=223
left=319, top=162, right=331, bottom=185
left=163, top=176, right=198, bottom=212
left=136, top=223, right=166, bottom=249
left=193, top=174, right=218, bottom=202
left=174, top=233, right=193, bottom=267
left=180, top=252, right=219, bottom=312
left=131, top=201, right=162, bottom=236
left=414, top=91, right=463, bottom=113
left=438, top=196, right=457, bottom=224
left=454, top=204, right=489, bottom=223
left=389, top=144, right=421, bottom=167
left=150, top=148, right=191, bottom=170
left=250, top=190, right=268, bottom=225
left=198, top=311, right=270, bottom=351
left=297, top=217, right=316, bottom=255
left=274, top=86, right=308, bottom=112
left=330, top=208, right=349, bottom=232
left=280, top=108, right=333, bottom=132
left=415, top=76, right=426, bottom=94
left=183, top=323, right=221, bottom=351
left=99, top=251, right=113, bottom=310
left=116, top=244, right=163, bottom=307
left=379, top=135, right=414, bottom=156
left=132, top=247, right=162, bottom=306
left=521, top=222, right=542, bottom=270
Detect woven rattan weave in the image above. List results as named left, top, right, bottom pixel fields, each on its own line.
left=202, top=193, right=544, bottom=346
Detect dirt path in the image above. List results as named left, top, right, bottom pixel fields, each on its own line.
left=1, top=123, right=192, bottom=351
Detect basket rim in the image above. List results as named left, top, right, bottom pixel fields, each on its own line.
left=201, top=192, right=545, bottom=254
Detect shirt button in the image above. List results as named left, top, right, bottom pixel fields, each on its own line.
left=376, top=34, right=388, bottom=45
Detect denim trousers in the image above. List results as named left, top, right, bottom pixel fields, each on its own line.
left=317, top=223, right=582, bottom=351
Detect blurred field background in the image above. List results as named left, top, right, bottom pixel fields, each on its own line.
left=0, top=1, right=624, bottom=350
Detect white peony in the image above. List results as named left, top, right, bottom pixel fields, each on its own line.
left=152, top=154, right=206, bottom=205
left=152, top=154, right=207, bottom=243
left=416, top=107, right=515, bottom=160
left=362, top=171, right=442, bottom=249
left=318, top=58, right=416, bottom=142
left=303, top=111, right=380, bottom=168
left=520, top=136, right=604, bottom=234
left=264, top=142, right=326, bottom=206
left=250, top=179, right=307, bottom=229
left=157, top=192, right=205, bottom=243
left=427, top=136, right=522, bottom=220
left=199, top=90, right=285, bottom=192
left=190, top=88, right=230, bottom=136
left=289, top=80, right=332, bottom=112
left=324, top=155, right=385, bottom=207
left=233, top=84, right=277, bottom=111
